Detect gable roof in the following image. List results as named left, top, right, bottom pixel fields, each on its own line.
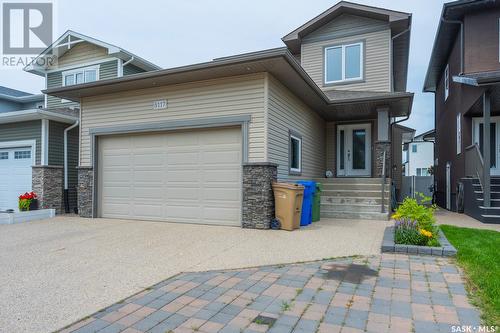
left=282, top=1, right=411, bottom=92
left=282, top=1, right=411, bottom=53
left=423, top=0, right=499, bottom=92
left=0, top=86, right=44, bottom=103
left=24, top=30, right=161, bottom=76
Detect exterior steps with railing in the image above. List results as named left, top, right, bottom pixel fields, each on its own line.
left=471, top=177, right=500, bottom=223
left=315, top=178, right=390, bottom=220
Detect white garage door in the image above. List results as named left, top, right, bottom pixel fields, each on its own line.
left=98, top=127, right=242, bottom=226
left=0, top=147, right=33, bottom=211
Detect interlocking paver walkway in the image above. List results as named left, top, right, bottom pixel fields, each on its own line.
left=58, top=254, right=480, bottom=333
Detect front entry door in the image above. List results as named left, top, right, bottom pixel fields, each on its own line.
left=473, top=117, right=500, bottom=176
left=337, top=123, right=371, bottom=177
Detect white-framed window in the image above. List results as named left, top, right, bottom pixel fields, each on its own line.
left=416, top=168, right=430, bottom=176
left=457, top=113, right=462, bottom=154
left=444, top=64, right=450, bottom=101
left=324, top=42, right=363, bottom=84
left=289, top=132, right=302, bottom=174
left=62, top=65, right=99, bottom=87
left=0, top=152, right=8, bottom=160
left=14, top=150, right=31, bottom=159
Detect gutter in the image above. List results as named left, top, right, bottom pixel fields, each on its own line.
left=63, top=119, right=79, bottom=213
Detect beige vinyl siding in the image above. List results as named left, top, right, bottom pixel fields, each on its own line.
left=267, top=75, right=325, bottom=180
left=80, top=73, right=266, bottom=166
left=51, top=42, right=109, bottom=69
left=301, top=15, right=391, bottom=92
left=0, top=120, right=41, bottom=164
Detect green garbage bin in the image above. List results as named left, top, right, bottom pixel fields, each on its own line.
left=312, top=182, right=322, bottom=222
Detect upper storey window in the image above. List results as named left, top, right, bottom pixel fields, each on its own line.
left=63, top=65, right=99, bottom=86
left=324, top=42, right=363, bottom=84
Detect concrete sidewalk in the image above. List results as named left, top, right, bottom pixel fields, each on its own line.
left=0, top=216, right=389, bottom=333
left=435, top=210, right=500, bottom=231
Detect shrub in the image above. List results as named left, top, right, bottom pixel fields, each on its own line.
left=393, top=194, right=440, bottom=247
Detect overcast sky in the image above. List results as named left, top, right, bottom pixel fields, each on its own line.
left=1, top=0, right=448, bottom=134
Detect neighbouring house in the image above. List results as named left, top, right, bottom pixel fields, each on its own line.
left=0, top=30, right=160, bottom=213
left=424, top=0, right=500, bottom=223
left=44, top=1, right=413, bottom=227
left=0, top=87, right=45, bottom=211
left=404, top=130, right=434, bottom=177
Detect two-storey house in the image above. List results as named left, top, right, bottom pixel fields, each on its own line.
left=0, top=31, right=159, bottom=213
left=45, top=2, right=413, bottom=227
left=424, top=0, right=500, bottom=223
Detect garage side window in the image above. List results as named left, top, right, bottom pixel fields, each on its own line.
left=14, top=150, right=31, bottom=159
left=289, top=131, right=302, bottom=175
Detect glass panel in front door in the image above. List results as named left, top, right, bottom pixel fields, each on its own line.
left=479, top=123, right=497, bottom=168
left=352, top=129, right=366, bottom=170
left=339, top=130, right=345, bottom=170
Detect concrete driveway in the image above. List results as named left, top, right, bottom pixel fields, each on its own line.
left=0, top=216, right=389, bottom=333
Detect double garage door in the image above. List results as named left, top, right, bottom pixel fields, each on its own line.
left=98, top=127, right=242, bottom=226
left=0, top=147, right=33, bottom=211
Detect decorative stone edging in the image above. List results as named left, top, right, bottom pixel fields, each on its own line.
left=381, top=226, right=457, bottom=257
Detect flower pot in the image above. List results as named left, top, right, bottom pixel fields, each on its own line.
left=29, top=199, right=38, bottom=211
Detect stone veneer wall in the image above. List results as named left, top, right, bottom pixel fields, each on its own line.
left=77, top=167, right=93, bottom=218
left=242, top=162, right=278, bottom=229
left=32, top=165, right=63, bottom=213
left=374, top=141, right=391, bottom=178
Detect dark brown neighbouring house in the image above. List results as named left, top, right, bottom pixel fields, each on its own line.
left=424, top=0, right=500, bottom=223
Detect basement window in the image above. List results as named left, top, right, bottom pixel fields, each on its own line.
left=289, top=131, right=302, bottom=174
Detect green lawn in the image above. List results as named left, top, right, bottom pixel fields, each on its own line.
left=440, top=225, right=500, bottom=326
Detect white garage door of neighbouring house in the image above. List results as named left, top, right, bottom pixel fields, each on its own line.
left=0, top=147, right=33, bottom=211
left=98, top=127, right=242, bottom=226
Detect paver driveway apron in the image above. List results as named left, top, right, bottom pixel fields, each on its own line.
left=60, top=254, right=480, bottom=333
left=0, top=216, right=388, bottom=333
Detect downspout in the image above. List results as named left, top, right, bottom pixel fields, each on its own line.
left=441, top=17, right=464, bottom=74
left=64, top=119, right=79, bottom=213
left=391, top=25, right=411, bottom=92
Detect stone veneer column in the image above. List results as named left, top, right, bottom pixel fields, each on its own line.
left=77, top=166, right=94, bottom=218
left=32, top=165, right=63, bottom=213
left=242, top=162, right=278, bottom=229
left=374, top=141, right=391, bottom=178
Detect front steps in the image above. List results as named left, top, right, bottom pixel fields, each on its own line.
left=470, top=177, right=500, bottom=223
left=316, top=177, right=390, bottom=221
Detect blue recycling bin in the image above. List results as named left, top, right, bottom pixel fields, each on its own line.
left=295, top=180, right=316, bottom=226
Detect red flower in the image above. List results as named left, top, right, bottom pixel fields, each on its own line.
left=18, top=191, right=37, bottom=200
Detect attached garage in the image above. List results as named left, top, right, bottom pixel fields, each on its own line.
left=97, top=126, right=242, bottom=226
left=0, top=144, right=35, bottom=211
